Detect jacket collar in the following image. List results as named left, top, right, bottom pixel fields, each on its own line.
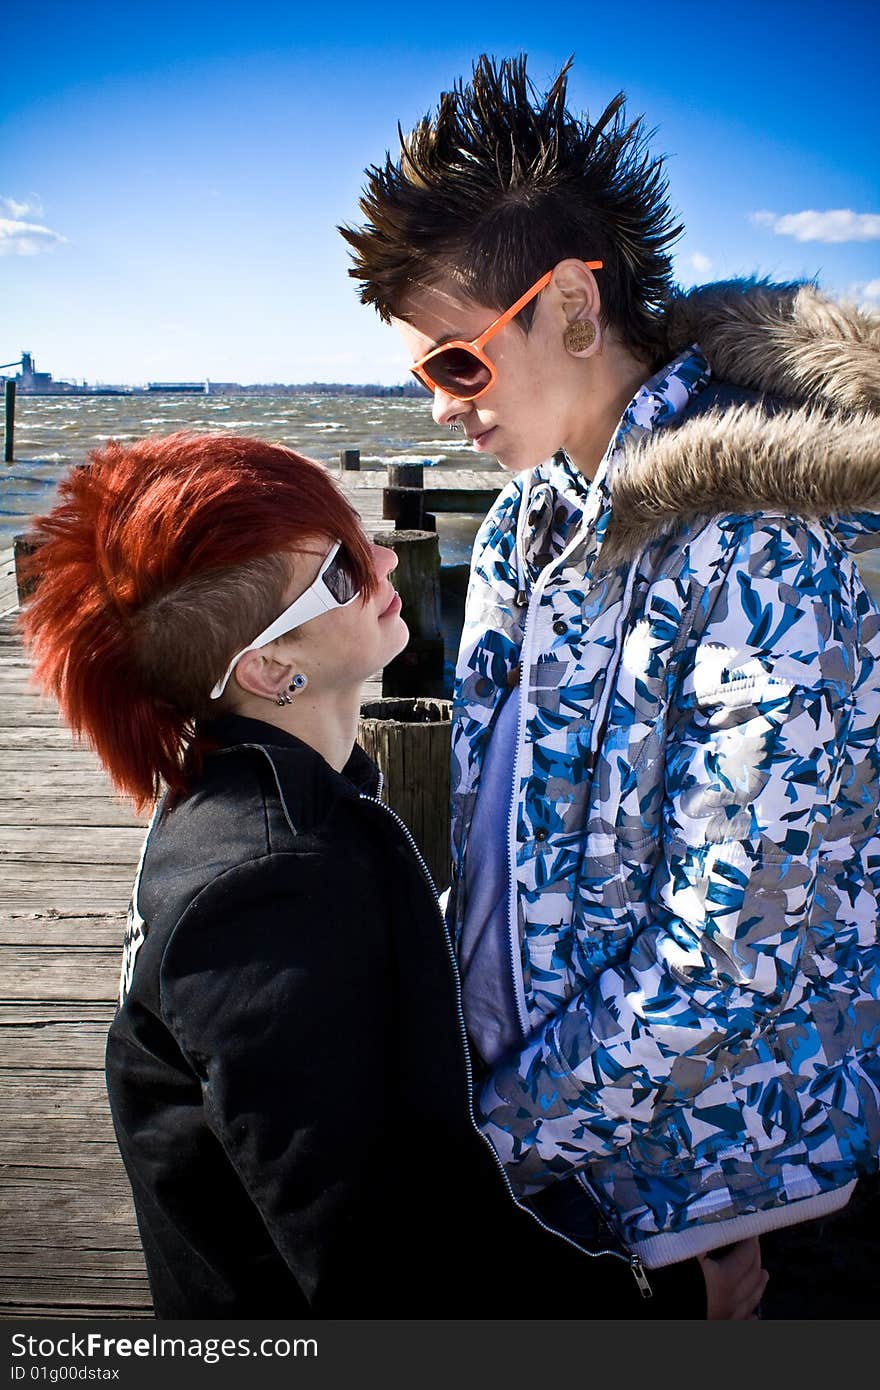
left=197, top=713, right=381, bottom=798
left=600, top=281, right=880, bottom=567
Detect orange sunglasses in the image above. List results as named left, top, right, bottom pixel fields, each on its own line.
left=410, top=260, right=603, bottom=402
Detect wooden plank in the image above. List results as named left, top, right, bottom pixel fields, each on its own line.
left=0, top=1294, right=152, bottom=1319
left=1, top=947, right=121, bottom=1000
left=0, top=999, right=115, bottom=1022
left=0, top=773, right=135, bottom=793
left=0, top=914, right=127, bottom=945
left=0, top=1067, right=115, bottom=1115
left=0, top=890, right=134, bottom=912
left=0, top=797, right=143, bottom=826
left=0, top=1172, right=142, bottom=1234
left=0, top=1018, right=111, bottom=1067
left=0, top=1126, right=125, bottom=1168
left=0, top=826, right=146, bottom=859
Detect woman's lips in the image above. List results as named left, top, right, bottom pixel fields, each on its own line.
left=380, top=590, right=403, bottom=617
left=471, top=427, right=496, bottom=452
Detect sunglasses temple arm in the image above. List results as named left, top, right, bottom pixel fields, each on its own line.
left=473, top=260, right=602, bottom=349
left=474, top=271, right=552, bottom=348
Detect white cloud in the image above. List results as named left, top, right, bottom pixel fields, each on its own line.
left=752, top=209, right=880, bottom=243
left=0, top=195, right=43, bottom=219
left=843, top=279, right=880, bottom=312
left=688, top=252, right=713, bottom=273
left=0, top=216, right=67, bottom=256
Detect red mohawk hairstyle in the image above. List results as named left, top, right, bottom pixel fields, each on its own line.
left=18, top=433, right=375, bottom=811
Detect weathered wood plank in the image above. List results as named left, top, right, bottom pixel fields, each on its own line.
left=0, top=1294, right=152, bottom=1318
left=0, top=1128, right=124, bottom=1168
left=0, top=1066, right=114, bottom=1114
left=0, top=999, right=115, bottom=1022
left=1, top=826, right=146, bottom=858
left=0, top=1286, right=149, bottom=1303
left=0, top=774, right=137, bottom=793
left=0, top=1019, right=111, bottom=1067
left=0, top=913, right=126, bottom=945
left=0, top=1175, right=141, bottom=1235
left=0, top=890, right=133, bottom=912
left=1, top=947, right=121, bottom=999
left=0, top=797, right=143, bottom=826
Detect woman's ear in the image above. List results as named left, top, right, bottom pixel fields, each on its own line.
left=231, top=646, right=293, bottom=704
left=551, top=258, right=603, bottom=358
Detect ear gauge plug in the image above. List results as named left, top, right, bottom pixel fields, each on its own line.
left=289, top=674, right=308, bottom=692
left=563, top=320, right=596, bottom=353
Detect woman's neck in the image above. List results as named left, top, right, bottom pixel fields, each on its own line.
left=233, top=689, right=362, bottom=772
left=563, top=342, right=652, bottom=478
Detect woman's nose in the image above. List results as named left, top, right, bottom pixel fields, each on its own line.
left=431, top=386, right=466, bottom=428
left=372, top=542, right=398, bottom=576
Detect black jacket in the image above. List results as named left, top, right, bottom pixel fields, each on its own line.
left=106, top=714, right=693, bottom=1318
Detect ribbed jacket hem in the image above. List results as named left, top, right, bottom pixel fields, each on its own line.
left=633, top=1181, right=856, bottom=1268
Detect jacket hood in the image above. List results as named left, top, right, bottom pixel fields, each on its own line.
left=603, top=280, right=880, bottom=566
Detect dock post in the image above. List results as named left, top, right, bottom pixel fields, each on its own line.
left=373, top=527, right=445, bottom=699
left=383, top=462, right=435, bottom=530
left=340, top=448, right=360, bottom=471
left=357, top=696, right=452, bottom=891
left=4, top=379, right=14, bottom=462
left=13, top=533, right=38, bottom=603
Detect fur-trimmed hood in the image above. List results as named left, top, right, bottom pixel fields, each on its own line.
left=604, top=281, right=880, bottom=566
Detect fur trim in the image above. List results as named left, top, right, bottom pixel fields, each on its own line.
left=598, top=280, right=880, bottom=566
left=662, top=280, right=880, bottom=414
left=603, top=402, right=880, bottom=568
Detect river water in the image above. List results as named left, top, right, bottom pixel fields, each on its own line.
left=0, top=392, right=493, bottom=560
left=4, top=391, right=879, bottom=599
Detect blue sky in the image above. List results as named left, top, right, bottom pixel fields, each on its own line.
left=2, top=0, right=878, bottom=385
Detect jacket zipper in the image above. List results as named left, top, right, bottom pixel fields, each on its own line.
left=360, top=792, right=651, bottom=1297
left=493, top=476, right=654, bottom=1297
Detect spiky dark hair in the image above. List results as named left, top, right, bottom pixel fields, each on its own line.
left=340, top=54, right=683, bottom=361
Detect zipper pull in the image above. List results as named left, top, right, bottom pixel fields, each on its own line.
left=630, top=1255, right=653, bottom=1299
left=514, top=588, right=528, bottom=607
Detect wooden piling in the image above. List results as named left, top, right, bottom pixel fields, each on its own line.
left=374, top=528, right=445, bottom=699
left=382, top=462, right=435, bottom=531
left=357, top=696, right=452, bottom=892
left=4, top=379, right=14, bottom=463
left=340, top=448, right=360, bottom=471
left=13, top=534, right=38, bottom=604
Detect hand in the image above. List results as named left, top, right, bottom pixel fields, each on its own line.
left=697, top=1237, right=768, bottom=1319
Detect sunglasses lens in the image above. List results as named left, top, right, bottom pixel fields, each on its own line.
left=323, top=545, right=360, bottom=604
left=425, top=347, right=491, bottom=398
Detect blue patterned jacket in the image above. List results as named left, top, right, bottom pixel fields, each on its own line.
left=449, top=282, right=880, bottom=1260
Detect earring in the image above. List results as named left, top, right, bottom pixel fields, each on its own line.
left=563, top=320, right=596, bottom=353
left=288, top=674, right=308, bottom=693
left=275, top=692, right=292, bottom=706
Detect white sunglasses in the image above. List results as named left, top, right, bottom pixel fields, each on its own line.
left=210, top=540, right=361, bottom=700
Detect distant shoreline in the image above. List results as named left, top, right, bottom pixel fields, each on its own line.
left=5, top=384, right=430, bottom=400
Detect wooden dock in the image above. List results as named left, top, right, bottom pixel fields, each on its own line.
left=0, top=545, right=153, bottom=1318
left=0, top=462, right=505, bottom=1320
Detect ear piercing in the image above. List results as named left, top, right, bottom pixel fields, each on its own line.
left=563, top=320, right=596, bottom=353
left=276, top=673, right=308, bottom=705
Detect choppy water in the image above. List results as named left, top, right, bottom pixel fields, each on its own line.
left=0, top=393, right=493, bottom=558
left=4, top=391, right=879, bottom=598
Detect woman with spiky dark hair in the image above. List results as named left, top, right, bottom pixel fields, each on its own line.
left=343, top=54, right=880, bottom=1317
